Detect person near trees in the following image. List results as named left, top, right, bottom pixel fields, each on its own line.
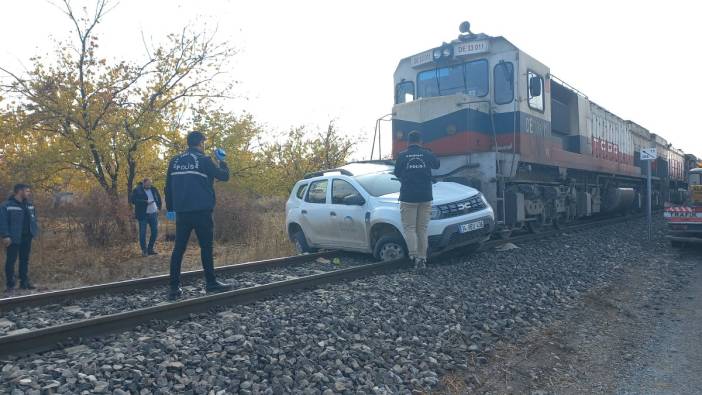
left=130, top=178, right=162, bottom=257
left=164, top=131, right=233, bottom=300
left=0, top=184, right=39, bottom=291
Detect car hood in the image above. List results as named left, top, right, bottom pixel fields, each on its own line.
left=376, top=182, right=480, bottom=205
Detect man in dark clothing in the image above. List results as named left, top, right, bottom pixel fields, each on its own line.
left=130, top=178, right=162, bottom=256
left=0, top=184, right=40, bottom=291
left=164, top=131, right=233, bottom=300
left=393, top=130, right=440, bottom=272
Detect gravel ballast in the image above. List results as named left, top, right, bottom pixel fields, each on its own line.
left=1, top=217, right=679, bottom=394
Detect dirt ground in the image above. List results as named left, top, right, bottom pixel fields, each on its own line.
left=468, top=244, right=701, bottom=395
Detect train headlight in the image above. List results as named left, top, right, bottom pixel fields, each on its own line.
left=432, top=48, right=442, bottom=61
left=442, top=46, right=453, bottom=58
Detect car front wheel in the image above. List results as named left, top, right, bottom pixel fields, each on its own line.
left=373, top=235, right=407, bottom=261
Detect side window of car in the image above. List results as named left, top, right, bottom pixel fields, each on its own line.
left=305, top=180, right=328, bottom=204
left=295, top=183, right=308, bottom=200
left=332, top=179, right=361, bottom=205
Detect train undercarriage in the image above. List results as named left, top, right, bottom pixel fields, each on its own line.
left=436, top=152, right=680, bottom=235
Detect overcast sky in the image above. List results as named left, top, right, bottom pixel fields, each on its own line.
left=2, top=0, right=700, bottom=159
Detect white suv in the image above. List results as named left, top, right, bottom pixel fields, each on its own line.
left=285, top=161, right=495, bottom=260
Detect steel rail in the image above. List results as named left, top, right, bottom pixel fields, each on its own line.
left=0, top=258, right=408, bottom=357
left=0, top=251, right=338, bottom=311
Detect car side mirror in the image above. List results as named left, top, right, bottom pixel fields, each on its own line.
left=529, top=76, right=542, bottom=97
left=343, top=194, right=366, bottom=206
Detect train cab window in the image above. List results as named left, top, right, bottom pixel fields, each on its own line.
left=464, top=59, right=488, bottom=97
left=417, top=69, right=439, bottom=98
left=395, top=81, right=415, bottom=104
left=437, top=65, right=465, bottom=96
left=528, top=71, right=545, bottom=111
left=494, top=62, right=514, bottom=104
left=417, top=59, right=488, bottom=98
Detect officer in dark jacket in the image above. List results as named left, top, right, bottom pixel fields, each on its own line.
left=164, top=131, right=233, bottom=299
left=130, top=178, right=162, bottom=256
left=393, top=131, right=440, bottom=272
left=0, top=184, right=39, bottom=290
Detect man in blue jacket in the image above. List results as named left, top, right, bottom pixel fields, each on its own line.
left=394, top=131, right=440, bottom=273
left=164, top=131, right=233, bottom=300
left=130, top=178, right=162, bottom=256
left=0, top=184, right=40, bottom=291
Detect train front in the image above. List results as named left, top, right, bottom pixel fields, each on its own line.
left=391, top=22, right=532, bottom=216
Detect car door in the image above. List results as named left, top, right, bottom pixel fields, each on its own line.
left=328, top=178, right=369, bottom=249
left=299, top=178, right=335, bottom=247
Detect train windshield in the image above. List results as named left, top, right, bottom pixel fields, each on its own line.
left=417, top=59, right=488, bottom=99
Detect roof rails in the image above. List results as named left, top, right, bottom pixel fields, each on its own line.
left=348, top=160, right=396, bottom=166
left=302, top=161, right=396, bottom=179
left=303, top=168, right=353, bottom=179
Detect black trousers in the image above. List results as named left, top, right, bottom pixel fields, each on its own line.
left=169, top=210, right=217, bottom=288
left=5, top=236, right=32, bottom=287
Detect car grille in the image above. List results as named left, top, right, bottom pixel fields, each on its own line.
left=436, top=195, right=486, bottom=219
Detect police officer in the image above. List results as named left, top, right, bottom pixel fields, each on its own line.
left=164, top=131, right=233, bottom=300
left=393, top=130, right=440, bottom=272
left=0, top=184, right=39, bottom=291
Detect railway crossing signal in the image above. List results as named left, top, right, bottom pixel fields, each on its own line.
left=641, top=148, right=657, bottom=240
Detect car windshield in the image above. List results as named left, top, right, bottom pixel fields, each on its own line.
left=355, top=172, right=401, bottom=197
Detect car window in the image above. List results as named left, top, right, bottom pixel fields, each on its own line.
left=305, top=179, right=328, bottom=204
left=332, top=179, right=361, bottom=205
left=295, top=183, right=308, bottom=199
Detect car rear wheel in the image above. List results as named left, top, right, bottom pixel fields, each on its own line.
left=373, top=235, right=407, bottom=261
left=292, top=230, right=316, bottom=254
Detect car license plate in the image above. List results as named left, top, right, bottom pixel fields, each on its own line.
left=459, top=220, right=484, bottom=234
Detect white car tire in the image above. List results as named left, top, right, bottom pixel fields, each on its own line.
left=373, top=235, right=408, bottom=261
left=292, top=230, right=315, bottom=254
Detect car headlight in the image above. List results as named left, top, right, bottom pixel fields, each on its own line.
left=479, top=193, right=489, bottom=207
left=431, top=206, right=442, bottom=220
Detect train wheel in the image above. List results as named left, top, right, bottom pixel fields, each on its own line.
left=526, top=220, right=543, bottom=234
left=552, top=216, right=562, bottom=230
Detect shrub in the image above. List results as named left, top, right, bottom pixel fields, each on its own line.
left=62, top=189, right=133, bottom=247
left=213, top=189, right=262, bottom=243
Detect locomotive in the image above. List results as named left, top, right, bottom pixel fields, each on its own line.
left=390, top=22, right=697, bottom=235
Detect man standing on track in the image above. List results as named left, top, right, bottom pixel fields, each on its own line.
left=394, top=130, right=440, bottom=273
left=130, top=178, right=162, bottom=257
left=0, top=184, right=39, bottom=291
left=164, top=131, right=233, bottom=300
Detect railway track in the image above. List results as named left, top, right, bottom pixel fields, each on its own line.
left=0, top=213, right=649, bottom=357
left=0, top=251, right=339, bottom=311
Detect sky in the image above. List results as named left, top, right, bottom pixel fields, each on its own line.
left=1, top=0, right=701, bottom=160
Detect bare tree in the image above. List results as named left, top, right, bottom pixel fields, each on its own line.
left=0, top=0, right=236, bottom=201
